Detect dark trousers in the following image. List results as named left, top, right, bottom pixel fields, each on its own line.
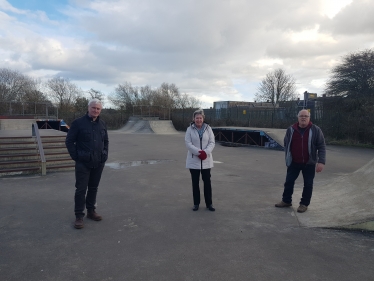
left=282, top=162, right=316, bottom=206
left=74, top=161, right=105, bottom=218
left=189, top=169, right=212, bottom=207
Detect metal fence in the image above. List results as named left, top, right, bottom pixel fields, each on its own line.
left=0, top=101, right=58, bottom=118
left=171, top=103, right=374, bottom=145
left=132, top=105, right=172, bottom=120
left=171, top=106, right=301, bottom=130
left=2, top=99, right=373, bottom=145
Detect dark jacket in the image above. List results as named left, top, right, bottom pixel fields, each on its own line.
left=65, top=113, right=109, bottom=168
left=284, top=122, right=326, bottom=167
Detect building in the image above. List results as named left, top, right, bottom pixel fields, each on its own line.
left=213, top=101, right=274, bottom=110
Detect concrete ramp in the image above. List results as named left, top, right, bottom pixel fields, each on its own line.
left=119, top=117, right=153, bottom=133
left=119, top=117, right=179, bottom=134
left=294, top=158, right=374, bottom=231
left=148, top=120, right=179, bottom=134
left=0, top=119, right=35, bottom=130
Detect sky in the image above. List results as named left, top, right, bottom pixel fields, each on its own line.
left=1, top=0, right=374, bottom=108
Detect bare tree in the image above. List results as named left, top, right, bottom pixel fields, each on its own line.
left=0, top=68, right=42, bottom=102
left=256, top=68, right=298, bottom=107
left=23, top=90, right=50, bottom=103
left=45, top=77, right=82, bottom=112
left=110, top=82, right=139, bottom=111
left=187, top=95, right=201, bottom=108
left=324, top=49, right=374, bottom=98
left=88, top=88, right=105, bottom=106
left=110, top=81, right=201, bottom=114
left=155, top=82, right=180, bottom=108
left=75, top=96, right=90, bottom=113
left=139, top=85, right=156, bottom=106
left=176, top=93, right=201, bottom=109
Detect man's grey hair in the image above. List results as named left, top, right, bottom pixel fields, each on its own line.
left=192, top=109, right=205, bottom=120
left=88, top=98, right=103, bottom=107
left=297, top=109, right=310, bottom=117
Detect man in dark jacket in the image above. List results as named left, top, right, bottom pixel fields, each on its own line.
left=66, top=99, right=109, bottom=229
left=275, top=109, right=326, bottom=213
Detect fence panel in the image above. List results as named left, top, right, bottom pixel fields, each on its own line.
left=0, top=101, right=58, bottom=118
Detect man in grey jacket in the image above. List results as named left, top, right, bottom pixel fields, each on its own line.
left=275, top=109, right=326, bottom=213
left=66, top=99, right=109, bottom=229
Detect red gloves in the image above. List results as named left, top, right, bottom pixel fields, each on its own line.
left=198, top=150, right=207, bottom=160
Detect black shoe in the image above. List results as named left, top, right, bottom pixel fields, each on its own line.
left=193, top=205, right=199, bottom=211
left=207, top=205, right=215, bottom=212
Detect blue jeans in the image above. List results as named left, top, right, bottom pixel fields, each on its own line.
left=282, top=162, right=316, bottom=206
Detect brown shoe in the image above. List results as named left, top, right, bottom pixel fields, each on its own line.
left=74, top=217, right=84, bottom=229
left=87, top=210, right=102, bottom=221
left=275, top=201, right=292, bottom=208
left=297, top=204, right=308, bottom=213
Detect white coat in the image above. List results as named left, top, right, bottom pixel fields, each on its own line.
left=185, top=122, right=215, bottom=169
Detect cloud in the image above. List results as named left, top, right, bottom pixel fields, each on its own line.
left=322, top=0, right=374, bottom=35
left=0, top=0, right=26, bottom=14
left=0, top=0, right=373, bottom=106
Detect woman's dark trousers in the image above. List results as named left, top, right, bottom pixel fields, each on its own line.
left=282, top=162, right=316, bottom=206
left=74, top=161, right=105, bottom=218
left=189, top=168, right=212, bottom=207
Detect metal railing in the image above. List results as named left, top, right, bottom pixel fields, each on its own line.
left=32, top=123, right=46, bottom=176
left=0, top=101, right=58, bottom=118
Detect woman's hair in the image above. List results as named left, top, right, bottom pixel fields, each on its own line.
left=192, top=109, right=205, bottom=120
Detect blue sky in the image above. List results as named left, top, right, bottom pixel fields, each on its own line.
left=1, top=0, right=374, bottom=108
left=7, top=0, right=69, bottom=20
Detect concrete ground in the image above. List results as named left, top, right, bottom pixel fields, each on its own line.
left=1, top=131, right=374, bottom=281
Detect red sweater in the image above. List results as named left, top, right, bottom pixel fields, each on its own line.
left=290, top=122, right=312, bottom=164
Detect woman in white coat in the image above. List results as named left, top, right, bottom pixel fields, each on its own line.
left=185, top=109, right=216, bottom=211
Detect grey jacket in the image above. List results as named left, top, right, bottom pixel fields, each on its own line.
left=284, top=124, right=326, bottom=167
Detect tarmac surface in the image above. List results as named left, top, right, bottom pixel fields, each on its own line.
left=1, top=129, right=374, bottom=280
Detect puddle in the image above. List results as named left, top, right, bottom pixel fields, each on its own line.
left=106, top=159, right=175, bottom=169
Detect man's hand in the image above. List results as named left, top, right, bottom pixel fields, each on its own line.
left=316, top=163, right=325, bottom=173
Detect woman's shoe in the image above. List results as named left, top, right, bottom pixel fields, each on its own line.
left=193, top=205, right=199, bottom=211
left=207, top=205, right=215, bottom=212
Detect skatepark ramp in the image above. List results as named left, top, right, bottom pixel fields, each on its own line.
left=295, top=157, right=374, bottom=231
left=119, top=117, right=179, bottom=134
left=0, top=118, right=35, bottom=130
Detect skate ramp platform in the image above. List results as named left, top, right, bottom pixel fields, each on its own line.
left=119, top=117, right=179, bottom=134
left=0, top=118, right=35, bottom=130
left=294, top=157, right=374, bottom=231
